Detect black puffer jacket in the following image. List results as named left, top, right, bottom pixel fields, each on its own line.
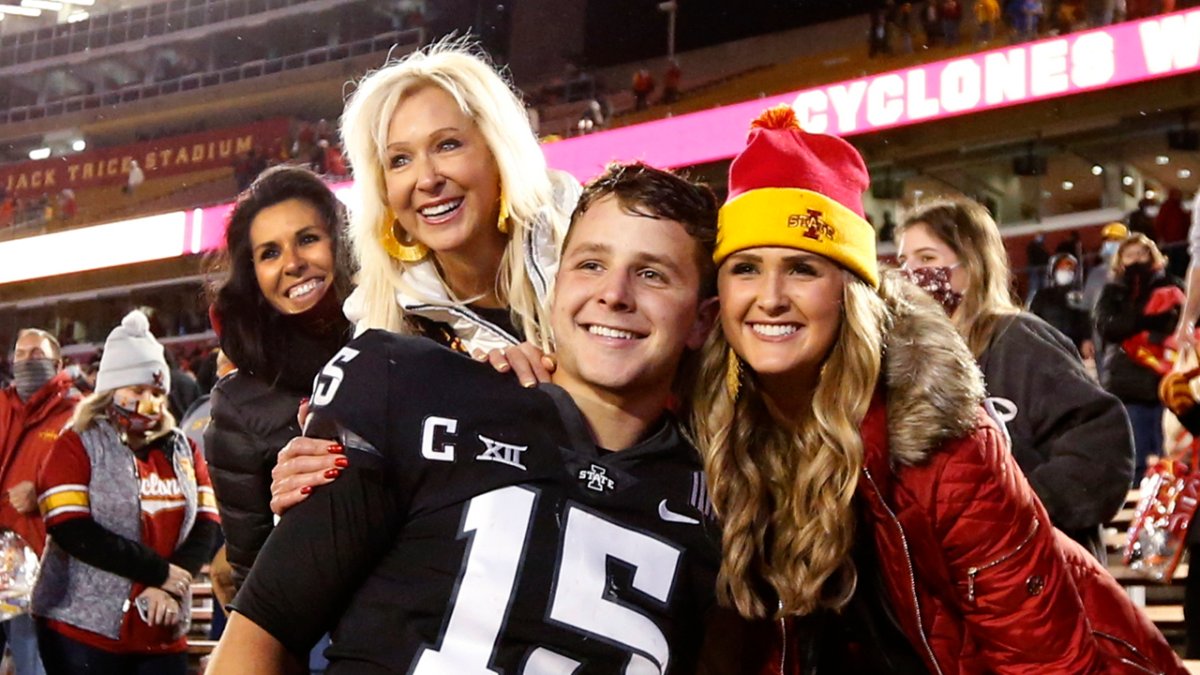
left=204, top=372, right=304, bottom=589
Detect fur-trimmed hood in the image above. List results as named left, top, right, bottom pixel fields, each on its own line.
left=877, top=273, right=986, bottom=466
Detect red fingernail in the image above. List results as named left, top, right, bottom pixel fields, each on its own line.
left=324, top=468, right=341, bottom=479
left=327, top=444, right=344, bottom=454
left=300, top=486, right=312, bottom=495
left=334, top=457, right=349, bottom=468
left=300, top=397, right=310, bottom=406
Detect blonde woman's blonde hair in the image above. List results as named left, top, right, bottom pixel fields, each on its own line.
left=692, top=271, right=888, bottom=619
left=1109, top=233, right=1167, bottom=277
left=71, top=390, right=177, bottom=443
left=897, top=198, right=1019, bottom=357
left=340, top=38, right=563, bottom=344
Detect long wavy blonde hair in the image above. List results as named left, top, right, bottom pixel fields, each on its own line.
left=692, top=271, right=890, bottom=619
left=71, top=390, right=177, bottom=444
left=340, top=38, right=567, bottom=344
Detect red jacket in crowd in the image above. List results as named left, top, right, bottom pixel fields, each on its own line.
left=0, top=371, right=79, bottom=555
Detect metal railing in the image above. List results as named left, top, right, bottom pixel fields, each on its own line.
left=0, top=28, right=421, bottom=125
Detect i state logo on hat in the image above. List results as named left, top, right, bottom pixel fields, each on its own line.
left=787, top=208, right=835, bottom=242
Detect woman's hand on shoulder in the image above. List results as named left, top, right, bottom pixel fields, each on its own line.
left=270, top=437, right=346, bottom=515
left=476, top=342, right=556, bottom=388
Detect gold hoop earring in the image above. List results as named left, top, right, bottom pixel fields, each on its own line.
left=497, top=188, right=511, bottom=235
left=379, top=216, right=428, bottom=263
left=725, top=349, right=743, bottom=400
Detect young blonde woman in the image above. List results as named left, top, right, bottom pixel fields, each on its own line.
left=693, top=105, right=1183, bottom=674
left=32, top=310, right=220, bottom=675
left=895, top=200, right=1133, bottom=560
left=268, top=40, right=580, bottom=510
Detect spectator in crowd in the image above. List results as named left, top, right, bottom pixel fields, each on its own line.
left=975, top=0, right=1002, bottom=43
left=1056, top=228, right=1084, bottom=262
left=0, top=329, right=80, bottom=675
left=895, top=1, right=918, bottom=52
left=1025, top=231, right=1051, bottom=302
left=921, top=0, right=943, bottom=46
left=208, top=162, right=727, bottom=675
left=0, top=194, right=14, bottom=229
left=1030, top=253, right=1094, bottom=356
left=1012, top=0, right=1045, bottom=40
left=31, top=310, right=220, bottom=675
left=1173, top=192, right=1200, bottom=351
left=899, top=199, right=1133, bottom=559
left=1084, top=221, right=1128, bottom=310
left=58, top=190, right=76, bottom=223
left=1129, top=193, right=1159, bottom=240
left=632, top=68, right=655, bottom=111
left=1157, top=187, right=1191, bottom=277
left=940, top=0, right=963, bottom=44
left=661, top=60, right=682, bottom=104
left=1086, top=0, right=1117, bottom=24
left=869, top=0, right=893, bottom=56
left=694, top=106, right=1182, bottom=673
left=1095, top=233, right=1182, bottom=479
left=204, top=166, right=353, bottom=592
left=125, top=160, right=145, bottom=195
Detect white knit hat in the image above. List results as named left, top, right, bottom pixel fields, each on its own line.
left=95, top=310, right=171, bottom=394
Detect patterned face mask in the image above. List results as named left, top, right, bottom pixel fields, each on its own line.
left=899, top=265, right=964, bottom=316
left=109, top=389, right=165, bottom=434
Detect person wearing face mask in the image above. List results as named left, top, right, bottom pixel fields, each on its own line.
left=1029, top=253, right=1094, bottom=357
left=31, top=310, right=220, bottom=675
left=1083, top=222, right=1129, bottom=312
left=897, top=201, right=1133, bottom=560
left=1095, top=234, right=1183, bottom=481
left=0, top=328, right=79, bottom=675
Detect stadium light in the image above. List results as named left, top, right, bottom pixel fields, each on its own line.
left=28, top=147, right=50, bottom=160
left=20, top=0, right=63, bottom=10
left=0, top=5, right=42, bottom=16
left=66, top=9, right=85, bottom=21
left=71, top=139, right=86, bottom=152
left=60, top=0, right=94, bottom=5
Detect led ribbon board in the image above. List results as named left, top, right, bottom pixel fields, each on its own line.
left=542, top=8, right=1200, bottom=179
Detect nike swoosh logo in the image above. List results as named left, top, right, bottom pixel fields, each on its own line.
left=658, top=499, right=699, bottom=525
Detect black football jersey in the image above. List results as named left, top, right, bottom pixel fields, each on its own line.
left=232, top=330, right=722, bottom=674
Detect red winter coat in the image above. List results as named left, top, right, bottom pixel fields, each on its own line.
left=0, top=372, right=79, bottom=555
left=752, top=280, right=1183, bottom=675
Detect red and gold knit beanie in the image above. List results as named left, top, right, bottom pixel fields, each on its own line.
left=715, top=105, right=879, bottom=287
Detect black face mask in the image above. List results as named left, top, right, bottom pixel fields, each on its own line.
left=1124, top=262, right=1155, bottom=282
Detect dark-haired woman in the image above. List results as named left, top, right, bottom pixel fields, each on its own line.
left=204, top=165, right=353, bottom=591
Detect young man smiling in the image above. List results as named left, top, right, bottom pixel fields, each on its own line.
left=208, top=163, right=726, bottom=674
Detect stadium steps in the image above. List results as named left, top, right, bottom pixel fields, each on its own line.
left=60, top=167, right=232, bottom=228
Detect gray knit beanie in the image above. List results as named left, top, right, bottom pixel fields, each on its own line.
left=94, top=310, right=171, bottom=394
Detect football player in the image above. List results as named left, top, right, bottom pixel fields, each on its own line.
left=208, top=163, right=729, bottom=674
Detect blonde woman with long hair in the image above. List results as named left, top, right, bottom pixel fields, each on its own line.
left=896, top=200, right=1132, bottom=560
left=268, top=40, right=580, bottom=511
left=340, top=38, right=578, bottom=350
left=693, top=106, right=1182, bottom=674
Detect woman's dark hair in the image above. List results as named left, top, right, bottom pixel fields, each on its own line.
left=207, top=165, right=354, bottom=379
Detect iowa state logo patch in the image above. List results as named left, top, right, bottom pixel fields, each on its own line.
left=787, top=209, right=835, bottom=242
